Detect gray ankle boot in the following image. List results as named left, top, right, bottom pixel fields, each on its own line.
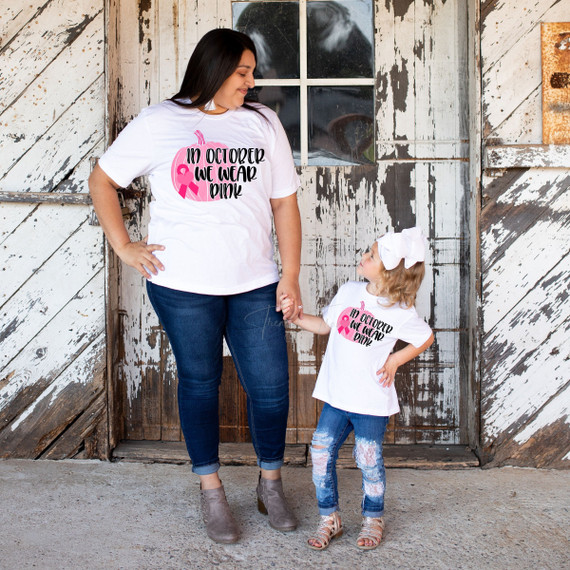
left=256, top=475, right=297, bottom=532
left=200, top=484, right=239, bottom=543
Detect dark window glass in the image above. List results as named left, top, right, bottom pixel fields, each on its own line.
left=234, top=2, right=300, bottom=79
left=249, top=86, right=301, bottom=159
left=307, top=1, right=373, bottom=79
left=308, top=86, right=374, bottom=165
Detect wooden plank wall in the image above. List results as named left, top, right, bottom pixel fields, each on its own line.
left=0, top=0, right=108, bottom=458
left=2, top=1, right=567, bottom=467
left=111, top=0, right=471, bottom=447
left=480, top=0, right=570, bottom=468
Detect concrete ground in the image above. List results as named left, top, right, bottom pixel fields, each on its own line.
left=0, top=460, right=568, bottom=570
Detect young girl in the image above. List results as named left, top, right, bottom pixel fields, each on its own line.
left=282, top=226, right=434, bottom=551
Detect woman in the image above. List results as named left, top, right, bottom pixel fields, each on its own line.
left=89, top=28, right=302, bottom=544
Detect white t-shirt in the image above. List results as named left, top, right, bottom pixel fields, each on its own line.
left=312, top=281, right=433, bottom=417
left=98, top=100, right=300, bottom=295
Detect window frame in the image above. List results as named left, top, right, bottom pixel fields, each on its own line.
left=232, top=0, right=375, bottom=166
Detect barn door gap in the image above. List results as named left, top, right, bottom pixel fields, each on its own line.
left=112, top=440, right=479, bottom=469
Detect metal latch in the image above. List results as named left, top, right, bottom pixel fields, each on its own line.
left=118, top=191, right=132, bottom=219
left=89, top=190, right=131, bottom=226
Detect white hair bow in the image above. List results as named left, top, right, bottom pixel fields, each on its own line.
left=376, top=226, right=428, bottom=270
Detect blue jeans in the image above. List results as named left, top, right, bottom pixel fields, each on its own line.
left=311, top=403, right=389, bottom=517
left=146, top=281, right=289, bottom=475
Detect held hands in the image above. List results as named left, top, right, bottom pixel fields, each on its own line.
left=279, top=295, right=331, bottom=335
left=278, top=294, right=298, bottom=323
left=116, top=237, right=165, bottom=279
left=276, top=282, right=303, bottom=322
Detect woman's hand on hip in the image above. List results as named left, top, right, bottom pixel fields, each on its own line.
left=116, top=237, right=165, bottom=279
left=88, top=164, right=164, bottom=279
left=276, top=275, right=303, bottom=321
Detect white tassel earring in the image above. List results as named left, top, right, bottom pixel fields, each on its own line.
left=204, top=99, right=216, bottom=111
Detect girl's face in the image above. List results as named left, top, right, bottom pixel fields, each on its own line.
left=357, top=242, right=383, bottom=283
left=211, top=49, right=256, bottom=112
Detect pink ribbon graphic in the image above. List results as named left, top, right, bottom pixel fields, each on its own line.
left=175, top=164, right=199, bottom=198
left=338, top=314, right=351, bottom=335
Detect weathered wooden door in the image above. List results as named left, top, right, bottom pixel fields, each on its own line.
left=480, top=5, right=570, bottom=468
left=0, top=1, right=107, bottom=458
left=110, top=1, right=474, bottom=448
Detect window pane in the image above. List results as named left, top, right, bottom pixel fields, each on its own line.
left=233, top=2, right=300, bottom=79
left=307, top=0, right=373, bottom=79
left=308, top=86, right=374, bottom=165
left=249, top=86, right=301, bottom=163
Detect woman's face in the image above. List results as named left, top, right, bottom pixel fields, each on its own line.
left=212, top=49, right=256, bottom=112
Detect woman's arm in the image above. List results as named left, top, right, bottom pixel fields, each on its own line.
left=376, top=333, right=435, bottom=387
left=271, top=193, right=302, bottom=321
left=88, top=163, right=165, bottom=279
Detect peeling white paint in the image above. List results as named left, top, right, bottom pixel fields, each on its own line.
left=484, top=219, right=570, bottom=332
left=0, top=0, right=107, bottom=458
left=0, top=204, right=36, bottom=242
left=483, top=288, right=569, bottom=441
left=0, top=0, right=102, bottom=113
left=482, top=1, right=570, bottom=143
left=486, top=145, right=570, bottom=169
left=0, top=11, right=104, bottom=171
left=0, top=205, right=92, bottom=305
left=10, top=333, right=105, bottom=431
left=0, top=222, right=104, bottom=369
left=1, top=79, right=105, bottom=192
left=0, top=272, right=105, bottom=408
left=513, top=384, right=570, bottom=446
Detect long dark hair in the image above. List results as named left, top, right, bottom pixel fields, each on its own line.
left=171, top=28, right=260, bottom=113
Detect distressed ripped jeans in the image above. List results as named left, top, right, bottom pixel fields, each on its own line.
left=310, top=403, right=389, bottom=517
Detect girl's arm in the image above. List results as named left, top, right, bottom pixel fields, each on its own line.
left=377, top=333, right=434, bottom=387
left=271, top=193, right=302, bottom=321
left=293, top=313, right=331, bottom=335
left=88, top=163, right=165, bottom=279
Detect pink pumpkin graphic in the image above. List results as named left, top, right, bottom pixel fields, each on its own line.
left=336, top=301, right=376, bottom=344
left=171, top=130, right=229, bottom=201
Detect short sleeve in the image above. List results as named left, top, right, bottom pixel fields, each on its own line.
left=98, top=109, right=155, bottom=188
left=322, top=303, right=335, bottom=328
left=397, top=313, right=432, bottom=348
left=321, top=287, right=346, bottom=328
left=265, top=110, right=300, bottom=199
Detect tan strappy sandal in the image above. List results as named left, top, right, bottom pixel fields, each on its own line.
left=356, top=516, right=385, bottom=550
left=307, top=511, right=343, bottom=550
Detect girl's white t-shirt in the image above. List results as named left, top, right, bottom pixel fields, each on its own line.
left=313, top=281, right=433, bottom=417
left=98, top=101, right=300, bottom=295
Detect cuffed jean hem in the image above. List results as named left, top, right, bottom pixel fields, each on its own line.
left=257, top=458, right=284, bottom=470
left=362, top=508, right=384, bottom=518
left=318, top=505, right=340, bottom=516
left=191, top=461, right=220, bottom=475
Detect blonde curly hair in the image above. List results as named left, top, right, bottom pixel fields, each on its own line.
left=368, top=255, right=425, bottom=308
